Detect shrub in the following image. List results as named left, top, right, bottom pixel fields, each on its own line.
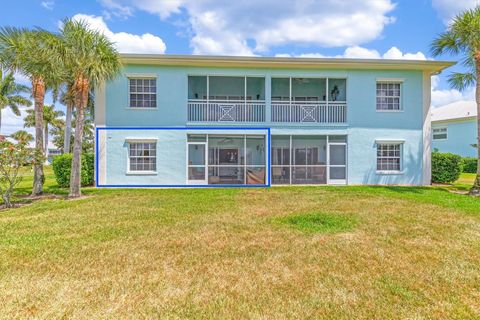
left=431, top=152, right=462, bottom=183
left=462, top=157, right=478, bottom=173
left=0, top=140, right=36, bottom=207
left=52, top=153, right=94, bottom=188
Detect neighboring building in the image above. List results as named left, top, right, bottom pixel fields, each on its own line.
left=47, top=148, right=62, bottom=164
left=431, top=101, right=478, bottom=158
left=95, top=55, right=453, bottom=187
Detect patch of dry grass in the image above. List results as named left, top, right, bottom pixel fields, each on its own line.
left=0, top=184, right=479, bottom=319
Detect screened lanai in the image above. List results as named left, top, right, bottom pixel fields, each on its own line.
left=187, top=134, right=266, bottom=185
left=271, top=135, right=347, bottom=185
left=271, top=78, right=347, bottom=123
left=187, top=76, right=265, bottom=122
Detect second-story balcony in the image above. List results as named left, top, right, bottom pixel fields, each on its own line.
left=270, top=77, right=347, bottom=124
left=271, top=100, right=347, bottom=123
left=187, top=76, right=347, bottom=124
left=188, top=75, right=266, bottom=123
left=188, top=98, right=265, bottom=122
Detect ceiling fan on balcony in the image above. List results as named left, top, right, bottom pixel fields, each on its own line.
left=294, top=78, right=310, bottom=84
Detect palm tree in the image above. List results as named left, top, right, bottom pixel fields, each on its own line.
left=59, top=19, right=121, bottom=197
left=24, top=105, right=64, bottom=163
left=0, top=70, right=31, bottom=133
left=0, top=28, right=64, bottom=195
left=431, top=7, right=480, bottom=196
left=10, top=129, right=33, bottom=144
left=60, top=81, right=75, bottom=153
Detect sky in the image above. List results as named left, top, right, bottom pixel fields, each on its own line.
left=1, top=0, right=480, bottom=137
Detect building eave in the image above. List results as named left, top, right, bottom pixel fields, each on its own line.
left=120, top=54, right=455, bottom=74
left=432, top=116, right=477, bottom=124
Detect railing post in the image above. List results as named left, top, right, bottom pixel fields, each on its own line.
left=265, top=75, right=271, bottom=123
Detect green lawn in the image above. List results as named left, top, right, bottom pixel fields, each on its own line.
left=1, top=169, right=479, bottom=319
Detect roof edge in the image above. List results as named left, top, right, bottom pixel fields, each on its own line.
left=432, top=115, right=477, bottom=123
left=120, top=54, right=455, bottom=73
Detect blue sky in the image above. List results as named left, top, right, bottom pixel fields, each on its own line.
left=1, top=0, right=478, bottom=136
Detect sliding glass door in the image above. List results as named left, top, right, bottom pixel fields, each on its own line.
left=292, top=136, right=327, bottom=184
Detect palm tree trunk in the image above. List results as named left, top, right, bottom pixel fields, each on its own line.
left=64, top=102, right=73, bottom=153
left=44, top=126, right=49, bottom=164
left=69, top=75, right=88, bottom=197
left=32, top=76, right=45, bottom=196
left=471, top=58, right=480, bottom=195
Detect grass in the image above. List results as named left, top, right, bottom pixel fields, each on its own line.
left=273, top=211, right=358, bottom=234
left=453, top=173, right=477, bottom=191
left=0, top=169, right=479, bottom=319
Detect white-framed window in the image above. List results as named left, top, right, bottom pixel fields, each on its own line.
left=129, top=78, right=157, bottom=108
left=128, top=142, right=157, bottom=172
left=376, top=82, right=401, bottom=111
left=376, top=143, right=402, bottom=171
left=433, top=126, right=448, bottom=140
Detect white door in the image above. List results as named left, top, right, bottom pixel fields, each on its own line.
left=187, top=142, right=207, bottom=184
left=328, top=143, right=347, bottom=185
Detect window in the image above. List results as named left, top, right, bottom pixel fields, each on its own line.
left=129, top=78, right=156, bottom=108
left=128, top=142, right=157, bottom=172
left=377, top=144, right=402, bottom=171
left=376, top=82, right=401, bottom=111
left=433, top=127, right=448, bottom=140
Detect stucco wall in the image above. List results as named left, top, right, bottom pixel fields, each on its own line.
left=432, top=119, right=478, bottom=158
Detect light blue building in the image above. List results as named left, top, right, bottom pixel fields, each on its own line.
left=432, top=101, right=478, bottom=158
left=94, top=55, right=453, bottom=187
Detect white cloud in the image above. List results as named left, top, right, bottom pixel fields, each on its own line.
left=432, top=0, right=479, bottom=23
left=277, top=46, right=427, bottom=60
left=101, top=0, right=184, bottom=19
left=13, top=72, right=30, bottom=86
left=71, top=14, right=166, bottom=54
left=0, top=107, right=31, bottom=136
left=41, top=1, right=54, bottom=10
left=99, top=0, right=396, bottom=55
left=431, top=75, right=475, bottom=107
left=382, top=47, right=426, bottom=60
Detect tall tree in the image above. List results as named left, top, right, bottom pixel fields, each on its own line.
left=60, top=81, right=75, bottom=153
left=59, top=19, right=121, bottom=197
left=51, top=109, right=95, bottom=154
left=24, top=105, right=64, bottom=162
left=0, top=28, right=63, bottom=195
left=0, top=70, right=31, bottom=133
left=431, top=7, right=480, bottom=196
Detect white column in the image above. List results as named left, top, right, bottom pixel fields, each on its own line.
left=422, top=72, right=432, bottom=185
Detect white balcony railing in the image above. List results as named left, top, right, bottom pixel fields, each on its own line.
left=188, top=99, right=265, bottom=122
left=271, top=101, right=347, bottom=123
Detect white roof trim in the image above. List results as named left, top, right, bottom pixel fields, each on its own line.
left=120, top=54, right=454, bottom=73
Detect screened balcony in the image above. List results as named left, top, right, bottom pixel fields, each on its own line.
left=188, top=76, right=265, bottom=122
left=271, top=78, right=347, bottom=124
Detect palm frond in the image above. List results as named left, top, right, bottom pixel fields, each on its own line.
left=431, top=31, right=463, bottom=57
left=448, top=72, right=476, bottom=91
